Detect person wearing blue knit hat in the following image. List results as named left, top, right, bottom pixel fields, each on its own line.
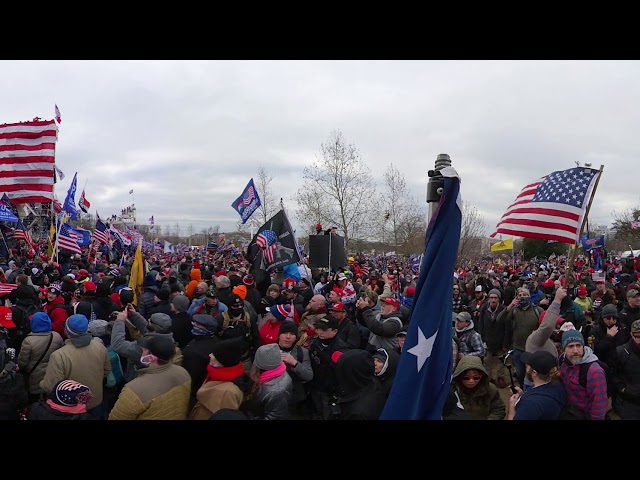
left=39, top=313, right=112, bottom=419
left=17, top=312, right=64, bottom=402
left=558, top=327, right=608, bottom=420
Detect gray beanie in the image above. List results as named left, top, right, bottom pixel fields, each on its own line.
left=601, top=303, right=618, bottom=318
left=149, top=313, right=172, bottom=333
left=253, top=343, right=283, bottom=371
left=172, top=294, right=190, bottom=312
left=488, top=288, right=502, bottom=299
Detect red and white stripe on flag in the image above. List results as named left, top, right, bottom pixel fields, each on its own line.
left=491, top=167, right=600, bottom=245
left=0, top=283, right=18, bottom=296
left=57, top=223, right=82, bottom=254
left=0, top=120, right=58, bottom=205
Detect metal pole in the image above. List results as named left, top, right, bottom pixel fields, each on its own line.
left=426, top=153, right=452, bottom=222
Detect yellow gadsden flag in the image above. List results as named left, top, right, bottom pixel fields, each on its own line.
left=129, top=243, right=145, bottom=305
left=491, top=238, right=513, bottom=252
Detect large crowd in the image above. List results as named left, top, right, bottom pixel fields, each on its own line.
left=0, top=240, right=639, bottom=421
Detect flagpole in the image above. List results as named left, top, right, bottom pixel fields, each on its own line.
left=53, top=214, right=62, bottom=264
left=564, top=165, right=604, bottom=286
left=0, top=231, right=10, bottom=260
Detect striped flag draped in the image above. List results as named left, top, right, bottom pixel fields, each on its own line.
left=0, top=119, right=58, bottom=204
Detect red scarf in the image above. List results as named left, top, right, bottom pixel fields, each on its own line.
left=205, top=362, right=244, bottom=382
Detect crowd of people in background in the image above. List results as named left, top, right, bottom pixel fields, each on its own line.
left=1, top=240, right=640, bottom=420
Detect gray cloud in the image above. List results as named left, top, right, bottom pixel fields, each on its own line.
left=2, top=60, right=638, bottom=242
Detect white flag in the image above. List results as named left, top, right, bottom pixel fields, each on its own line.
left=53, top=164, right=65, bottom=180
left=164, top=240, right=173, bottom=253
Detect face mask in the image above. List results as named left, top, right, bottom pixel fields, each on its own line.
left=140, top=354, right=154, bottom=366
left=519, top=297, right=531, bottom=308
left=191, top=326, right=211, bottom=336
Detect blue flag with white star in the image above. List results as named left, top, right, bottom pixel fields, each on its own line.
left=380, top=167, right=461, bottom=420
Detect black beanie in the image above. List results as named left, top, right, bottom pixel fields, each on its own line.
left=278, top=321, right=298, bottom=337
left=210, top=338, right=244, bottom=367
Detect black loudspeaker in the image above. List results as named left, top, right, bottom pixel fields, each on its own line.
left=308, top=235, right=346, bottom=269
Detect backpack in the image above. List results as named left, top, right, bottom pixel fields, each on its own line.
left=579, top=359, right=612, bottom=398
left=219, top=311, right=252, bottom=343
left=558, top=359, right=611, bottom=420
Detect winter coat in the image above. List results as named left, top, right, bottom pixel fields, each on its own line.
left=559, top=346, right=608, bottom=420
left=17, top=331, right=64, bottom=394
left=188, top=373, right=251, bottom=420
left=242, top=370, right=293, bottom=420
left=185, top=269, right=203, bottom=299
left=39, top=337, right=111, bottom=410
left=592, top=316, right=630, bottom=367
left=477, top=303, right=508, bottom=352
left=26, top=400, right=96, bottom=420
left=374, top=347, right=399, bottom=398
left=108, top=363, right=191, bottom=420
left=282, top=345, right=313, bottom=404
left=512, top=379, right=566, bottom=420
left=524, top=302, right=561, bottom=359
left=182, top=334, right=221, bottom=406
left=360, top=307, right=403, bottom=351
left=138, top=287, right=158, bottom=320
left=451, top=355, right=505, bottom=420
left=308, top=335, right=351, bottom=394
left=612, top=339, right=640, bottom=404
left=110, top=314, right=182, bottom=383
left=334, top=350, right=387, bottom=420
left=44, top=296, right=69, bottom=337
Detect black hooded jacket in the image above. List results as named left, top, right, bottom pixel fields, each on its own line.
left=334, top=350, right=387, bottom=420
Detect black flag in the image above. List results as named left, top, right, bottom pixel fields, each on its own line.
left=246, top=209, right=301, bottom=285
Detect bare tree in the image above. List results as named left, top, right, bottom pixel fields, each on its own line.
left=295, top=130, right=375, bottom=249
left=173, top=222, right=181, bottom=240
left=611, top=207, right=640, bottom=251
left=381, top=164, right=426, bottom=253
left=252, top=166, right=280, bottom=226
left=458, top=201, right=487, bottom=262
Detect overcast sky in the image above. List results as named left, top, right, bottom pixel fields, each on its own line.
left=2, top=60, right=638, bottom=242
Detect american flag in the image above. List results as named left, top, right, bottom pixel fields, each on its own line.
left=54, top=104, right=62, bottom=124
left=256, top=229, right=279, bottom=263
left=14, top=220, right=34, bottom=247
left=491, top=167, right=600, bottom=244
left=52, top=195, right=63, bottom=213
left=57, top=223, right=82, bottom=254
left=243, top=186, right=256, bottom=205
left=93, top=218, right=109, bottom=245
left=0, top=119, right=58, bottom=204
left=0, top=283, right=18, bottom=296
left=79, top=189, right=90, bottom=213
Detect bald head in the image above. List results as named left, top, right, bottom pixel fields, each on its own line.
left=308, top=294, right=327, bottom=312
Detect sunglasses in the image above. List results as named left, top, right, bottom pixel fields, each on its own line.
left=462, top=375, right=482, bottom=382
left=632, top=333, right=640, bottom=339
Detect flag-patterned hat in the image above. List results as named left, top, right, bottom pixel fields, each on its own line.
left=51, top=380, right=94, bottom=407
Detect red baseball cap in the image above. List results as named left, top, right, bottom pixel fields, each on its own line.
left=381, top=297, right=399, bottom=310
left=329, top=302, right=345, bottom=312
left=0, top=306, right=16, bottom=328
left=83, top=281, right=97, bottom=292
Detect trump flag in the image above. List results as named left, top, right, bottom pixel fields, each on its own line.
left=380, top=166, right=462, bottom=420
left=231, top=178, right=262, bottom=224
